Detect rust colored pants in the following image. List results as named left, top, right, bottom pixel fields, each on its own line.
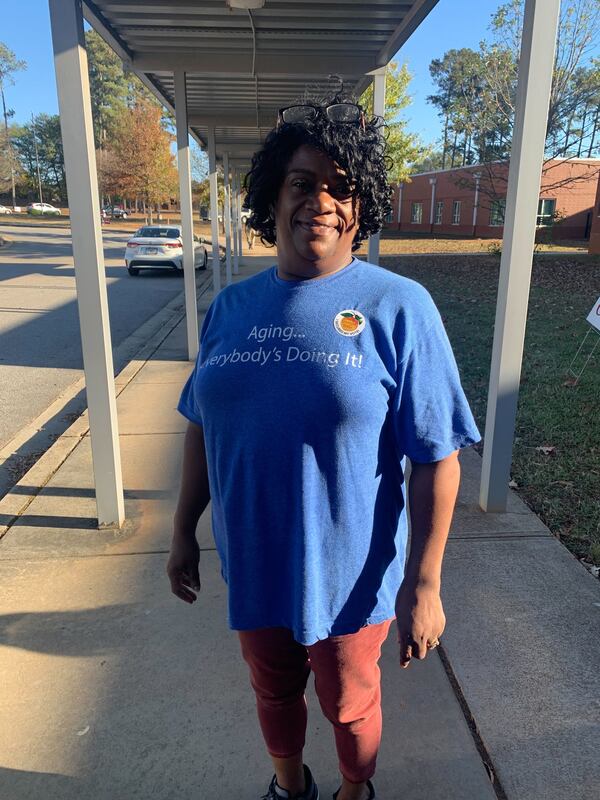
left=238, top=619, right=393, bottom=783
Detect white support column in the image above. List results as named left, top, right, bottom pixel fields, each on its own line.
left=233, top=169, right=242, bottom=275
left=429, top=177, right=437, bottom=227
left=49, top=0, right=124, bottom=528
left=368, top=67, right=386, bottom=265
left=480, top=0, right=561, bottom=512
left=236, top=168, right=243, bottom=266
left=232, top=169, right=239, bottom=271
left=207, top=125, right=221, bottom=294
left=223, top=151, right=233, bottom=285
left=397, top=182, right=404, bottom=227
left=174, top=71, right=199, bottom=361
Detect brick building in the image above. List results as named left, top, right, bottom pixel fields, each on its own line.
left=389, top=158, right=600, bottom=241
left=588, top=172, right=600, bottom=254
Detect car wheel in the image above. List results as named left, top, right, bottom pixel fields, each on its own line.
left=122, top=212, right=128, bottom=219
left=128, top=266, right=140, bottom=276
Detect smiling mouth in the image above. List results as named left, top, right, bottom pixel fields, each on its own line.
left=297, top=220, right=338, bottom=235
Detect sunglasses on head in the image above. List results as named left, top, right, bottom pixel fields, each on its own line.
left=277, top=102, right=366, bottom=130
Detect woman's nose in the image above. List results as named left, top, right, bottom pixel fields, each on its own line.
left=306, top=188, right=336, bottom=213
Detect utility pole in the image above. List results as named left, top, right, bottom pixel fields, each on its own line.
left=1, top=84, right=16, bottom=208
left=31, top=113, right=43, bottom=205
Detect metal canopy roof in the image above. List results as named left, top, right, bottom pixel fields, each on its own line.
left=83, top=0, right=440, bottom=162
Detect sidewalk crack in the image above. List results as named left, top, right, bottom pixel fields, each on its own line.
left=437, top=645, right=509, bottom=800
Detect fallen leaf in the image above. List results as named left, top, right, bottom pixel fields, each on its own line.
left=535, top=445, right=556, bottom=456
left=76, top=726, right=90, bottom=736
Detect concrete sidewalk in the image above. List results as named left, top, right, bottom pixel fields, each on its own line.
left=0, top=255, right=598, bottom=800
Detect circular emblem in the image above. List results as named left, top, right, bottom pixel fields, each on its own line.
left=334, top=309, right=366, bottom=337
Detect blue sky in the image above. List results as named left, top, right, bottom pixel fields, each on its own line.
left=2, top=0, right=520, bottom=147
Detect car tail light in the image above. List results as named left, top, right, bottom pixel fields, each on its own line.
left=164, top=242, right=182, bottom=248
left=127, top=241, right=139, bottom=248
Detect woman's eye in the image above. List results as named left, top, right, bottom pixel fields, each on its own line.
left=292, top=180, right=311, bottom=191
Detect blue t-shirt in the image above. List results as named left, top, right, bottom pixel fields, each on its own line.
left=178, top=258, right=480, bottom=645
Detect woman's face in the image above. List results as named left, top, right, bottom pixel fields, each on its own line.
left=274, top=144, right=359, bottom=278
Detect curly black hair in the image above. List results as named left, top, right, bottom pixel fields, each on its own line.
left=243, top=96, right=393, bottom=251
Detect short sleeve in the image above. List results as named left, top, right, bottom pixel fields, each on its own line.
left=393, top=310, right=481, bottom=463
left=177, top=360, right=204, bottom=426
left=176, top=300, right=217, bottom=427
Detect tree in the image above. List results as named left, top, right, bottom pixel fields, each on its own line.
left=484, top=0, right=600, bottom=161
left=85, top=29, right=169, bottom=147
left=103, top=99, right=178, bottom=220
left=426, top=0, right=600, bottom=205
left=191, top=140, right=208, bottom=183
left=409, top=149, right=445, bottom=175
left=360, top=61, right=426, bottom=183
left=85, top=30, right=128, bottom=148
left=0, top=42, right=26, bottom=206
left=0, top=127, right=20, bottom=194
left=428, top=47, right=516, bottom=168
left=12, top=115, right=67, bottom=202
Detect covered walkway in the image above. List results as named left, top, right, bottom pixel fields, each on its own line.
left=48, top=0, right=562, bottom=527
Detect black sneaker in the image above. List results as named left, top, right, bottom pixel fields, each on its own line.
left=332, top=779, right=375, bottom=799
left=261, top=764, right=319, bottom=800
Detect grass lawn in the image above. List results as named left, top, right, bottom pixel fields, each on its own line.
left=355, top=233, right=588, bottom=256
left=381, top=252, right=600, bottom=567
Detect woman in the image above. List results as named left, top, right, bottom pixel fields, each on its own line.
left=167, top=98, right=480, bottom=800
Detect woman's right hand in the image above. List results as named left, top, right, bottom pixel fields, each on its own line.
left=166, top=533, right=201, bottom=604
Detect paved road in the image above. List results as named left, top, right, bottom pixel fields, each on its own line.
left=0, top=224, right=192, bottom=452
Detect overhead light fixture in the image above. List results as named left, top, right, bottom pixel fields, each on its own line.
left=226, top=0, right=265, bottom=8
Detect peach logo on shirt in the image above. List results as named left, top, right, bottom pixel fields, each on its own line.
left=334, top=310, right=365, bottom=336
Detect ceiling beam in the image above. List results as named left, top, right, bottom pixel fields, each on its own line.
left=104, top=0, right=409, bottom=10
left=132, top=52, right=377, bottom=76
left=189, top=110, right=278, bottom=127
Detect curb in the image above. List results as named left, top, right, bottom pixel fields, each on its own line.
left=0, top=272, right=215, bottom=541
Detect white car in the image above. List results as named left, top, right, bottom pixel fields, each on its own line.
left=0, top=205, right=12, bottom=215
left=125, top=225, right=208, bottom=276
left=27, top=202, right=62, bottom=216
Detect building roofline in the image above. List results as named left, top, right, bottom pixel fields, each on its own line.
left=408, top=156, right=600, bottom=180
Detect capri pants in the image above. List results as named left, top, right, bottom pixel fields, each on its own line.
left=238, top=619, right=393, bottom=784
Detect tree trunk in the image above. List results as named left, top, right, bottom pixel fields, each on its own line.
left=563, top=111, right=575, bottom=157
left=450, top=130, right=459, bottom=168
left=588, top=106, right=599, bottom=158
left=1, top=86, right=17, bottom=208
left=441, top=113, right=449, bottom=169
left=577, top=105, right=588, bottom=158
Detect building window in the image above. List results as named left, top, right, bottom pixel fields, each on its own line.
left=411, top=202, right=423, bottom=224
left=435, top=201, right=443, bottom=225
left=490, top=199, right=506, bottom=227
left=537, top=198, right=556, bottom=226
left=452, top=200, right=461, bottom=225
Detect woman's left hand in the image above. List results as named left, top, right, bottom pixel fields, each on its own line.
left=395, top=580, right=446, bottom=669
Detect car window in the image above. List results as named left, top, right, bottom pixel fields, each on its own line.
left=137, top=227, right=180, bottom=238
